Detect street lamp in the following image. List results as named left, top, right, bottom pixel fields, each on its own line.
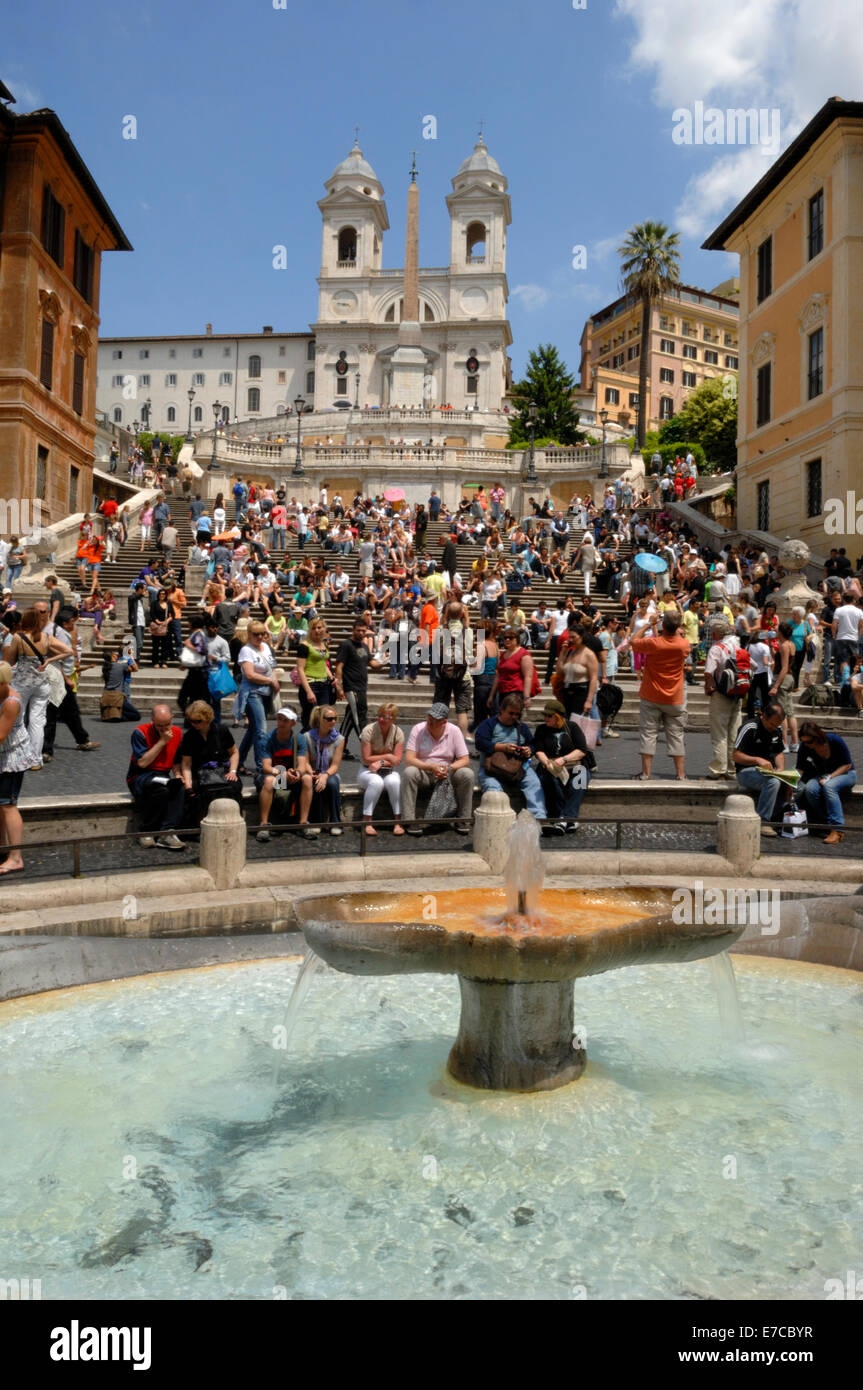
left=524, top=400, right=539, bottom=484
left=354, top=370, right=360, bottom=409
left=141, top=398, right=152, bottom=433
left=132, top=419, right=140, bottom=443
left=186, top=387, right=196, bottom=442
left=631, top=396, right=642, bottom=456
left=208, top=400, right=221, bottom=471
left=599, top=407, right=609, bottom=478
left=292, top=394, right=306, bottom=477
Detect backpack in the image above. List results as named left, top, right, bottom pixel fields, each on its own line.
left=798, top=682, right=833, bottom=709
left=713, top=642, right=751, bottom=699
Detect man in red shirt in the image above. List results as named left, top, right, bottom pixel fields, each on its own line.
left=629, top=611, right=690, bottom=780
left=126, top=703, right=186, bottom=849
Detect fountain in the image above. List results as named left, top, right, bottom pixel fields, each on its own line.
left=295, top=811, right=747, bottom=1092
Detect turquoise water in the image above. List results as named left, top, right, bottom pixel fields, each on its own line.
left=0, top=955, right=861, bottom=1300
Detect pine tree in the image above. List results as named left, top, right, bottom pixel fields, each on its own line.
left=508, top=343, right=584, bottom=446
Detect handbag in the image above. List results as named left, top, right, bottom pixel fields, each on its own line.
left=569, top=713, right=601, bottom=750
left=485, top=748, right=528, bottom=785
left=150, top=619, right=168, bottom=637
left=425, top=773, right=459, bottom=820
left=197, top=765, right=232, bottom=791
left=781, top=806, right=808, bottom=838
left=208, top=661, right=238, bottom=698
left=180, top=646, right=205, bottom=668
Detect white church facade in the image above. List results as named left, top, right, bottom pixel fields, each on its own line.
left=97, top=138, right=514, bottom=444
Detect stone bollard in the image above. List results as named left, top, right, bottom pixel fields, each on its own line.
left=200, top=797, right=247, bottom=890
left=472, top=788, right=516, bottom=874
left=77, top=617, right=97, bottom=654
left=716, top=793, right=762, bottom=874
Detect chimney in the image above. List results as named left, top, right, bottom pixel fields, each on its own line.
left=205, top=323, right=213, bottom=335
left=262, top=325, right=273, bottom=335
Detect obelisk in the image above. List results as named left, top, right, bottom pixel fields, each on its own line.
left=390, top=152, right=426, bottom=408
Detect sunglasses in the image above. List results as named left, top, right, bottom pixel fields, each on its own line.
left=322, top=715, right=337, bottom=722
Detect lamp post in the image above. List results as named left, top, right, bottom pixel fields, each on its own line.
left=354, top=370, right=360, bottom=409
left=208, top=400, right=221, bottom=471
left=599, top=407, right=609, bottom=478
left=186, top=387, right=196, bottom=442
left=292, top=394, right=306, bottom=477
left=631, top=396, right=641, bottom=455
left=132, top=419, right=140, bottom=443
left=141, top=398, right=152, bottom=433
left=524, top=400, right=539, bottom=484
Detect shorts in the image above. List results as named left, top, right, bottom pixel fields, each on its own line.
left=87, top=562, right=101, bottom=573
left=0, top=770, right=26, bottom=805
left=773, top=673, right=795, bottom=720
left=638, top=699, right=687, bottom=757
left=434, top=676, right=473, bottom=715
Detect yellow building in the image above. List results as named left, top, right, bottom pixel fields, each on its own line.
left=579, top=282, right=739, bottom=434
left=704, top=97, right=863, bottom=559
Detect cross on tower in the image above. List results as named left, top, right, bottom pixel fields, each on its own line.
left=410, top=150, right=417, bottom=182
left=478, top=119, right=485, bottom=142
left=353, top=125, right=360, bottom=145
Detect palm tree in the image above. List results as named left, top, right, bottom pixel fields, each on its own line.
left=617, top=222, right=682, bottom=450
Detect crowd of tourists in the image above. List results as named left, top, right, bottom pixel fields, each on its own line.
left=1, top=468, right=861, bottom=872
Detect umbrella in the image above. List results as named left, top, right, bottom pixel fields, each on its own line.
left=634, top=552, right=668, bottom=573
left=384, top=487, right=405, bottom=502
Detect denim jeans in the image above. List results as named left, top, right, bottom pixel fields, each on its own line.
left=270, top=525, right=286, bottom=550
left=238, top=689, right=269, bottom=770
left=736, top=766, right=781, bottom=822
left=477, top=763, right=548, bottom=819
left=798, top=770, right=857, bottom=827
left=6, top=564, right=23, bottom=586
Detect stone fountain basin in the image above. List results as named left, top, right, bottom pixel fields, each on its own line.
left=294, top=888, right=746, bottom=985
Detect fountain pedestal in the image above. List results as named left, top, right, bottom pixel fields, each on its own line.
left=448, top=977, right=585, bottom=1091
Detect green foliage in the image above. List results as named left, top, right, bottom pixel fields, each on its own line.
left=506, top=436, right=579, bottom=451
left=649, top=441, right=707, bottom=471
left=138, top=432, right=186, bottom=462
left=507, top=344, right=584, bottom=446
left=631, top=429, right=662, bottom=457
left=657, top=375, right=737, bottom=473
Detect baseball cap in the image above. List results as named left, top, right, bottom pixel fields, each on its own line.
left=427, top=702, right=450, bottom=720
left=276, top=707, right=298, bottom=721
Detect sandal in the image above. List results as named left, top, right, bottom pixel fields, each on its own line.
left=363, top=823, right=378, bottom=836
left=633, top=772, right=650, bottom=781
left=392, top=823, right=405, bottom=836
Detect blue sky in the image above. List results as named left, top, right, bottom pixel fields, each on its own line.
left=4, top=0, right=860, bottom=378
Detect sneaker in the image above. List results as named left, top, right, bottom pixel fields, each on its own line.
left=565, top=821, right=580, bottom=833
left=542, top=822, right=566, bottom=837
left=76, top=741, right=101, bottom=751
left=760, top=825, right=778, bottom=837
left=42, top=753, right=53, bottom=762
left=406, top=825, right=424, bottom=836
left=455, top=823, right=471, bottom=835
left=256, top=828, right=271, bottom=843
left=139, top=835, right=156, bottom=848
left=156, top=834, right=185, bottom=851
left=329, top=826, right=343, bottom=836
left=300, top=825, right=320, bottom=839
left=604, top=728, right=620, bottom=738
left=789, top=743, right=800, bottom=752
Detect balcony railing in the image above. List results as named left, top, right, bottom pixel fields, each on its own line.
left=467, top=255, right=486, bottom=265
left=336, top=259, right=357, bottom=269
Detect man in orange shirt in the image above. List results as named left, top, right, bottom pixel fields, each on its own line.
left=629, top=611, right=690, bottom=780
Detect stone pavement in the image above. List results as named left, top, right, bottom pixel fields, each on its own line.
left=27, top=720, right=863, bottom=799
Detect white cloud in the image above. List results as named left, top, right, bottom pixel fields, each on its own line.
left=613, top=0, right=863, bottom=239
left=2, top=75, right=42, bottom=109
left=592, top=231, right=628, bottom=263
left=511, top=284, right=550, bottom=310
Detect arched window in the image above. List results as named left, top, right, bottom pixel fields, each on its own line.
left=248, top=355, right=261, bottom=379
left=166, top=406, right=176, bottom=423
left=423, top=301, right=435, bottom=321
left=248, top=387, right=261, bottom=412
left=306, top=371, right=315, bottom=394
left=307, top=340, right=316, bottom=360
left=113, top=407, right=122, bottom=423
left=466, top=222, right=487, bottom=262
left=194, top=406, right=203, bottom=423
left=338, top=226, right=357, bottom=262
left=275, top=403, right=286, bottom=415
left=221, top=405, right=230, bottom=423
left=384, top=303, right=395, bottom=323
